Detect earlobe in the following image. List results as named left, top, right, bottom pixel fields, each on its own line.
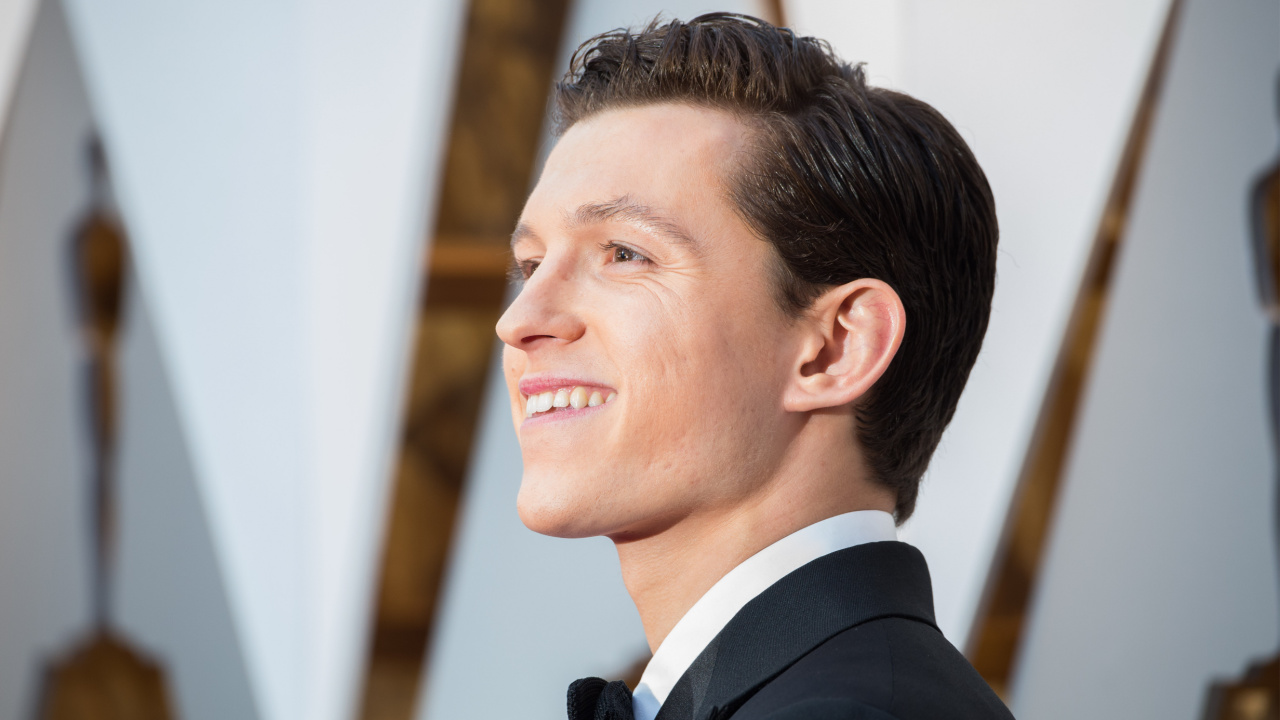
left=783, top=279, right=906, bottom=413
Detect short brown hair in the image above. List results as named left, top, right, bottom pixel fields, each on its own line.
left=553, top=13, right=998, bottom=522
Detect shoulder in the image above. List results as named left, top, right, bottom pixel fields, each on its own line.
left=744, top=698, right=900, bottom=720
left=730, top=617, right=1014, bottom=720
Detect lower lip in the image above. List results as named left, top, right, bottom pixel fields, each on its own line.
left=520, top=401, right=610, bottom=427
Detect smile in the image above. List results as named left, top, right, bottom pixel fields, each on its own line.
left=523, top=385, right=616, bottom=418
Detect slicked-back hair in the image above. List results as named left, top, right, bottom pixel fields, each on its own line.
left=552, top=13, right=998, bottom=522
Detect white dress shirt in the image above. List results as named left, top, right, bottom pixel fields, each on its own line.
left=630, top=510, right=898, bottom=720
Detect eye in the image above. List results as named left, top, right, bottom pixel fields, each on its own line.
left=601, top=242, right=649, bottom=264
left=508, top=258, right=540, bottom=283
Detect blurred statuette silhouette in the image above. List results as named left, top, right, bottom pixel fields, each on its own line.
left=35, top=137, right=176, bottom=720
left=1199, top=74, right=1280, bottom=720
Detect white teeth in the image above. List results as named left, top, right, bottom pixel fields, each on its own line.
left=525, top=386, right=614, bottom=417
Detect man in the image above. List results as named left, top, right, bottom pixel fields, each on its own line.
left=496, top=13, right=1012, bottom=720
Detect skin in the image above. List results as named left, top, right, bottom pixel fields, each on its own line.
left=496, top=103, right=905, bottom=652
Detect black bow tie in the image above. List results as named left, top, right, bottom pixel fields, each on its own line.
left=567, top=677, right=635, bottom=720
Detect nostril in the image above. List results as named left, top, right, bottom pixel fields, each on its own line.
left=494, top=276, right=586, bottom=346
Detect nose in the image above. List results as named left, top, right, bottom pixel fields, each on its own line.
left=496, top=261, right=586, bottom=351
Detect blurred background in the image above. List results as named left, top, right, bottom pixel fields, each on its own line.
left=0, top=0, right=1276, bottom=719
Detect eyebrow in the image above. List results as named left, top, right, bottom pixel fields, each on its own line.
left=509, top=195, right=702, bottom=253
left=510, top=222, right=539, bottom=248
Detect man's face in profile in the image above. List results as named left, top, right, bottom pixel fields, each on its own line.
left=497, top=104, right=805, bottom=541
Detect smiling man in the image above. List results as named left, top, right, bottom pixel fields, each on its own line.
left=496, top=13, right=1012, bottom=720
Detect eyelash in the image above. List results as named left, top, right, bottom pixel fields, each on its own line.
left=599, top=242, right=650, bottom=265
left=509, top=258, right=539, bottom=283
left=508, top=242, right=650, bottom=284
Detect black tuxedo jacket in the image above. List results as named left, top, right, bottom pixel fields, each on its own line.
left=652, top=541, right=1013, bottom=720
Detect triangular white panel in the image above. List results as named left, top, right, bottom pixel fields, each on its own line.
left=59, top=3, right=312, bottom=716
left=58, top=1, right=466, bottom=719
left=787, top=0, right=1171, bottom=646
left=302, top=2, right=466, bottom=719
left=1012, top=0, right=1279, bottom=715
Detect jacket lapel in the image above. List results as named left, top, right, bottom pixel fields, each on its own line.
left=654, top=541, right=936, bottom=720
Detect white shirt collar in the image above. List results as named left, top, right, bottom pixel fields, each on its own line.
left=630, top=510, right=898, bottom=720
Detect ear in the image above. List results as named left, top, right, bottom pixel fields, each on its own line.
left=782, top=278, right=906, bottom=413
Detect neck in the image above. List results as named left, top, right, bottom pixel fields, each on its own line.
left=612, top=418, right=895, bottom=653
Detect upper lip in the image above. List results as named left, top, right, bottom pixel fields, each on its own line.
left=517, top=375, right=614, bottom=396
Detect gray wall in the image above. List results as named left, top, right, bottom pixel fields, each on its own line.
left=0, top=1, right=97, bottom=715
left=1012, top=1, right=1280, bottom=717
left=113, top=284, right=260, bottom=720
left=0, top=2, right=258, bottom=718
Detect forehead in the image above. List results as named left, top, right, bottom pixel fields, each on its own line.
left=525, top=104, right=751, bottom=228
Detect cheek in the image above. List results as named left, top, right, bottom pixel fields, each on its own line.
left=613, top=293, right=783, bottom=447
left=503, top=346, right=526, bottom=417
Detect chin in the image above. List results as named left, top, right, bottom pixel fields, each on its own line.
left=515, top=468, right=610, bottom=539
